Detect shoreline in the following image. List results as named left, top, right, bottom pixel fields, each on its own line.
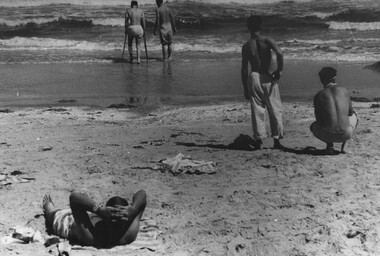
left=0, top=58, right=379, bottom=109
left=1, top=94, right=379, bottom=114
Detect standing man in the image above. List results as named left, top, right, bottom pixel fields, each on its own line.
left=241, top=15, right=284, bottom=149
left=153, top=0, right=177, bottom=61
left=125, top=0, right=145, bottom=64
left=310, top=67, right=358, bottom=154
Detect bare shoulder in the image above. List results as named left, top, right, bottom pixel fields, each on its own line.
left=315, top=88, right=330, bottom=100
left=329, top=86, right=348, bottom=97
left=242, top=40, right=253, bottom=54
left=336, top=86, right=349, bottom=94
left=263, top=36, right=276, bottom=44
left=314, top=90, right=324, bottom=100
left=242, top=41, right=248, bottom=50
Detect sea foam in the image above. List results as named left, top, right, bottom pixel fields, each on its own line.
left=328, top=21, right=380, bottom=31
left=0, top=0, right=318, bottom=7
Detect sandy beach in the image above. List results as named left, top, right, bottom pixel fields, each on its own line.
left=0, top=99, right=379, bottom=256
left=1, top=0, right=380, bottom=254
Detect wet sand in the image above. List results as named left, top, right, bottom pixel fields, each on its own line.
left=0, top=60, right=379, bottom=108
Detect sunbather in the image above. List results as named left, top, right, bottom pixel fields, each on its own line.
left=43, top=190, right=146, bottom=248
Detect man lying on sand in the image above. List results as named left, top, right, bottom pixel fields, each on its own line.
left=43, top=190, right=147, bottom=247
left=310, top=67, right=358, bottom=154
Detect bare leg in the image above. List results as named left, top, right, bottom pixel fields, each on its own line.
left=167, top=43, right=173, bottom=60
left=326, top=143, right=334, bottom=155
left=69, top=192, right=100, bottom=246
left=273, top=138, right=284, bottom=149
left=128, top=46, right=133, bottom=64
left=128, top=37, right=134, bottom=64
left=136, top=38, right=141, bottom=64
left=162, top=45, right=167, bottom=60
left=43, top=194, right=60, bottom=234
left=341, top=141, right=347, bottom=153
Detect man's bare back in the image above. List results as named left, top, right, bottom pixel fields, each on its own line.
left=314, top=86, right=353, bottom=132
left=156, top=5, right=175, bottom=32
left=311, top=67, right=357, bottom=154
left=126, top=8, right=144, bottom=26
left=242, top=36, right=278, bottom=75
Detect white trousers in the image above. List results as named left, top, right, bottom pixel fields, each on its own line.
left=248, top=72, right=284, bottom=140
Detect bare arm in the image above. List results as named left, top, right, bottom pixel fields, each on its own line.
left=141, top=11, right=146, bottom=31
left=153, top=9, right=159, bottom=35
left=348, top=98, right=354, bottom=116
left=116, top=190, right=147, bottom=245
left=70, top=192, right=118, bottom=221
left=267, top=38, right=283, bottom=80
left=313, top=95, right=323, bottom=123
left=241, top=45, right=249, bottom=100
left=125, top=11, right=130, bottom=33
left=170, top=11, right=177, bottom=33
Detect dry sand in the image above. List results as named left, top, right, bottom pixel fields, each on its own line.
left=0, top=101, right=379, bottom=256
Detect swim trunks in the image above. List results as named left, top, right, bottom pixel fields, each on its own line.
left=159, top=24, right=173, bottom=45
left=128, top=25, right=144, bottom=39
left=52, top=209, right=75, bottom=239
left=310, top=113, right=358, bottom=143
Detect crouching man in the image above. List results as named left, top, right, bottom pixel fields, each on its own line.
left=310, top=67, right=358, bottom=154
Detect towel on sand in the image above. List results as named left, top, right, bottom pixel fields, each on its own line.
left=0, top=226, right=44, bottom=245
left=158, top=153, right=217, bottom=175
left=71, top=219, right=161, bottom=252
left=0, top=172, right=35, bottom=187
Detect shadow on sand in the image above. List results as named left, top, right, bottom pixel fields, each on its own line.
left=175, top=134, right=259, bottom=151
left=281, top=146, right=341, bottom=156
left=175, top=134, right=342, bottom=156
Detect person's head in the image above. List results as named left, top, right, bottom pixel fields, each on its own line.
left=156, top=0, right=163, bottom=6
left=318, top=67, right=337, bottom=86
left=247, top=15, right=262, bottom=33
left=131, top=0, right=138, bottom=8
left=106, top=196, right=129, bottom=207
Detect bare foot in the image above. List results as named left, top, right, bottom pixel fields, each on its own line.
left=340, top=142, right=346, bottom=153
left=325, top=147, right=335, bottom=155
left=43, top=194, right=58, bottom=231
left=273, top=140, right=285, bottom=150
left=43, top=194, right=55, bottom=215
left=252, top=139, right=262, bottom=150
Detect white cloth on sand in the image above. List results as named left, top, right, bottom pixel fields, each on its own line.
left=159, top=153, right=217, bottom=175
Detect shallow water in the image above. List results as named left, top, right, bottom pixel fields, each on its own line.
left=0, top=59, right=378, bottom=108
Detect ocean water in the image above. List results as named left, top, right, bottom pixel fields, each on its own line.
left=0, top=0, right=379, bottom=107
